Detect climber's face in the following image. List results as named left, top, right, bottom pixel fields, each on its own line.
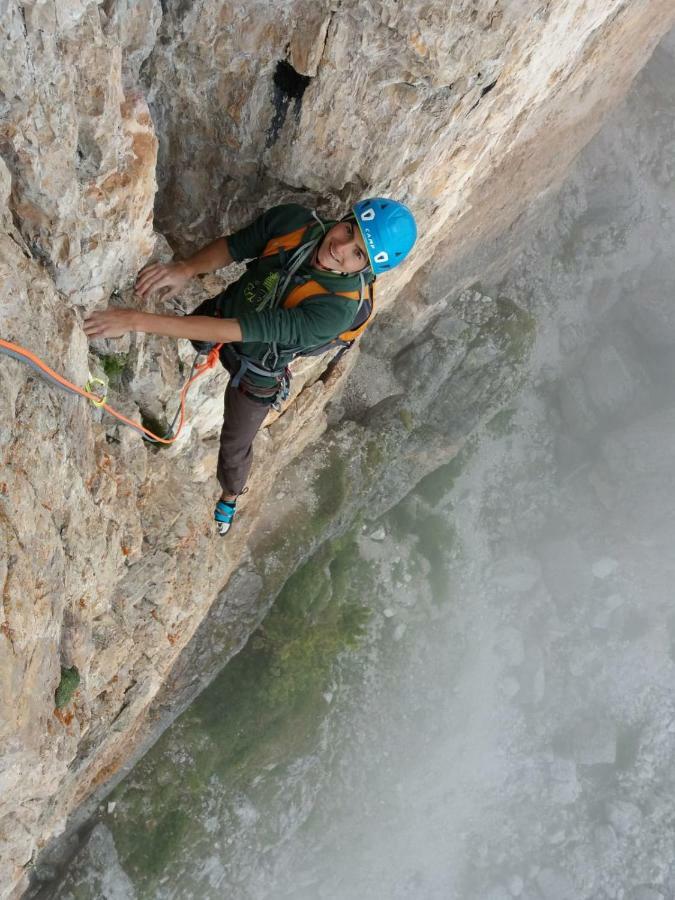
left=314, top=219, right=368, bottom=274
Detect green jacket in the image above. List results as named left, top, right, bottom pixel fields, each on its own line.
left=215, top=204, right=372, bottom=386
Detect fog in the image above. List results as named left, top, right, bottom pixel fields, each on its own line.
left=238, top=30, right=675, bottom=900
left=41, top=28, right=675, bottom=900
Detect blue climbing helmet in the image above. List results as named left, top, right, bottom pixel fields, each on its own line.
left=352, top=197, right=417, bottom=275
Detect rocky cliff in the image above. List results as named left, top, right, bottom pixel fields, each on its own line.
left=1, top=2, right=674, bottom=897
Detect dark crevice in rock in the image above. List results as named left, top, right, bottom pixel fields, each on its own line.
left=274, top=59, right=311, bottom=99
left=468, top=77, right=499, bottom=113
left=76, top=129, right=102, bottom=179
left=481, top=78, right=498, bottom=97
left=266, top=60, right=312, bottom=148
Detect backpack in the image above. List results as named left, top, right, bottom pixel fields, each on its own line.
left=259, top=217, right=376, bottom=356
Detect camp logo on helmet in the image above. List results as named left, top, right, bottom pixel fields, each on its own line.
left=361, top=224, right=377, bottom=252
left=360, top=208, right=376, bottom=222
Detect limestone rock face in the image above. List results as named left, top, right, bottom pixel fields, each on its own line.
left=144, top=0, right=674, bottom=302
left=1, top=2, right=674, bottom=898
left=0, top=1, right=158, bottom=303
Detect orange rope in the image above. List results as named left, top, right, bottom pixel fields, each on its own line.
left=0, top=337, right=223, bottom=445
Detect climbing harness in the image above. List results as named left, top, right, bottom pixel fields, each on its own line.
left=219, top=342, right=287, bottom=389
left=0, top=337, right=223, bottom=445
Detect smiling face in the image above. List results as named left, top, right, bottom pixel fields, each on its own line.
left=313, top=219, right=369, bottom=274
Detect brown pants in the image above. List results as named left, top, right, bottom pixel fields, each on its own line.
left=216, top=382, right=272, bottom=495
left=187, top=297, right=276, bottom=494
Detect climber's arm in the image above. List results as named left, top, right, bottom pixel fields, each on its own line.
left=135, top=237, right=234, bottom=300
left=83, top=309, right=242, bottom=343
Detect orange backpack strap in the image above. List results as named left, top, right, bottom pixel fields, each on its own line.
left=282, top=279, right=361, bottom=309
left=283, top=279, right=375, bottom=345
left=338, top=282, right=376, bottom=342
left=261, top=224, right=311, bottom=259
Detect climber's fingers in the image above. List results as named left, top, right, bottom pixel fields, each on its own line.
left=83, top=308, right=137, bottom=340
left=136, top=262, right=191, bottom=299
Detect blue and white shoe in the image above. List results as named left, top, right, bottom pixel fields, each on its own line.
left=214, top=499, right=236, bottom=536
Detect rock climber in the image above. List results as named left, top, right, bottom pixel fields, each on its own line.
left=83, top=198, right=417, bottom=535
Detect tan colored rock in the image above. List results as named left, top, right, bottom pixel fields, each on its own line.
left=100, top=0, right=163, bottom=83
left=0, top=2, right=157, bottom=304
left=288, top=5, right=332, bottom=77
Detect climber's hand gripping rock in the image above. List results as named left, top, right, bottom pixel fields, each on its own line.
left=135, top=260, right=193, bottom=301
left=83, top=308, right=138, bottom=339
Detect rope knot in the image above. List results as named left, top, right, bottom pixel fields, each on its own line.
left=205, top=343, right=223, bottom=370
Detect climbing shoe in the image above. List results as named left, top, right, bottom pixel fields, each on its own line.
left=214, top=499, right=236, bottom=536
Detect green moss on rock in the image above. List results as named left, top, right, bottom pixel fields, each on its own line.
left=398, top=408, right=414, bottom=431
left=414, top=437, right=479, bottom=505
left=467, top=295, right=536, bottom=365
left=364, top=440, right=385, bottom=476
left=55, top=666, right=80, bottom=708
left=388, top=504, right=456, bottom=603
left=140, top=412, right=170, bottom=443
left=313, top=449, right=349, bottom=524
left=99, top=353, right=128, bottom=385
left=494, top=297, right=536, bottom=363
left=107, top=531, right=372, bottom=891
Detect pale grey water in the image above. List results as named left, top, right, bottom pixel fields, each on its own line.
left=40, top=30, right=675, bottom=900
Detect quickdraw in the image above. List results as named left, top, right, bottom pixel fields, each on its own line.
left=84, top=374, right=107, bottom=408
left=0, top=337, right=223, bottom=445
